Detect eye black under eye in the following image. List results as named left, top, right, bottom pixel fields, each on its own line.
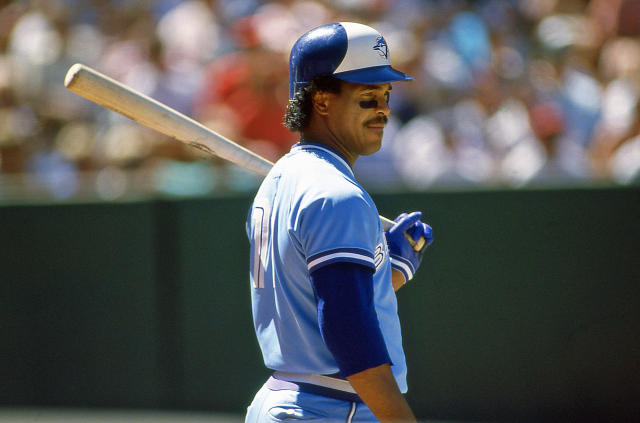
left=359, top=99, right=378, bottom=109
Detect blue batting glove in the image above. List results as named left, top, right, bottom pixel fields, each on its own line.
left=384, top=212, right=433, bottom=283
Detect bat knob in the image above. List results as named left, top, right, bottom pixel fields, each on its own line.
left=404, top=232, right=427, bottom=252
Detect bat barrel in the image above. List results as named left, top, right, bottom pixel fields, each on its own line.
left=65, top=63, right=274, bottom=177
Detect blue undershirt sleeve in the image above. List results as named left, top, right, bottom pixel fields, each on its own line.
left=310, top=261, right=392, bottom=378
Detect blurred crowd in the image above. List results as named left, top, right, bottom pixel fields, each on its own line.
left=0, top=0, right=638, bottom=200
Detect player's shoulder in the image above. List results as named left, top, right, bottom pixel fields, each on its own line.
left=279, top=148, right=363, bottom=197
left=276, top=147, right=339, bottom=170
left=289, top=157, right=376, bottom=224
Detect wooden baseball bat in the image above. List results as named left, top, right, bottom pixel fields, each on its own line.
left=64, top=63, right=425, bottom=249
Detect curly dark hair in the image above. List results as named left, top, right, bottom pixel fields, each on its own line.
left=283, top=75, right=343, bottom=132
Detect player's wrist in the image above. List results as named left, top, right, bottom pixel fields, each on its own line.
left=389, top=254, right=415, bottom=282
left=391, top=268, right=407, bottom=290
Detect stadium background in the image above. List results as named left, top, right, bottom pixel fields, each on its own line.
left=1, top=0, right=639, bottom=422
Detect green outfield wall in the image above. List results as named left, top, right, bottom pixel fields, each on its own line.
left=2, top=186, right=639, bottom=422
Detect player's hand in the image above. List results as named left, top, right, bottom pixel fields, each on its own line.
left=384, top=212, right=433, bottom=283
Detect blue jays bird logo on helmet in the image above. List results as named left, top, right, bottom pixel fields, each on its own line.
left=373, top=36, right=388, bottom=59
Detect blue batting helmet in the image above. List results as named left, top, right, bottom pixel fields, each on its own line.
left=288, top=22, right=413, bottom=100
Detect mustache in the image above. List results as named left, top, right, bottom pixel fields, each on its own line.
left=365, top=116, right=388, bottom=126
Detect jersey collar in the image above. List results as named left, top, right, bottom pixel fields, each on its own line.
left=291, top=142, right=355, bottom=178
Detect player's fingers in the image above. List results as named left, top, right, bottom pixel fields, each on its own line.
left=408, top=221, right=433, bottom=243
left=393, top=212, right=408, bottom=223
left=392, top=211, right=422, bottom=233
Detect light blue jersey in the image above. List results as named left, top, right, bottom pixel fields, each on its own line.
left=246, top=143, right=407, bottom=392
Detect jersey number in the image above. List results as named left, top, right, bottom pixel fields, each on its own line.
left=251, top=200, right=271, bottom=289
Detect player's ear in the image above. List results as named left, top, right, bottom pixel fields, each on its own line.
left=312, top=91, right=330, bottom=116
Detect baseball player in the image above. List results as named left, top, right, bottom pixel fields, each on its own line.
left=245, top=22, right=433, bottom=423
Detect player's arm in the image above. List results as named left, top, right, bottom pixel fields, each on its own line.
left=310, top=262, right=416, bottom=422
left=392, top=269, right=407, bottom=291
left=348, top=363, right=416, bottom=423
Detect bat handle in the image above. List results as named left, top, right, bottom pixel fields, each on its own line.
left=380, top=215, right=395, bottom=231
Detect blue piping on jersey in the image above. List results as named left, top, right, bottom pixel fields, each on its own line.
left=307, top=246, right=374, bottom=262
left=307, top=247, right=376, bottom=273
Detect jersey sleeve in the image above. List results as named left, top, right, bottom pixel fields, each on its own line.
left=297, top=189, right=379, bottom=274
left=310, top=261, right=392, bottom=377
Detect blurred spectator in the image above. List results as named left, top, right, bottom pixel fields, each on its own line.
left=0, top=0, right=638, bottom=201
left=194, top=30, right=295, bottom=162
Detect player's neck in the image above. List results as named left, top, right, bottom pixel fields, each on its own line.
left=301, top=122, right=358, bottom=167
left=300, top=136, right=357, bottom=168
